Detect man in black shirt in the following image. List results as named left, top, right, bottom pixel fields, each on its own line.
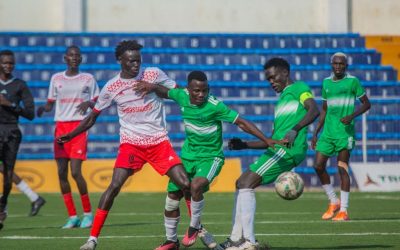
left=0, top=50, right=35, bottom=230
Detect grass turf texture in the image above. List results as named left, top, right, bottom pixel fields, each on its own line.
left=0, top=191, right=399, bottom=249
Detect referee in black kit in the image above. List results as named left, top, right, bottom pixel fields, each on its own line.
left=0, top=50, right=35, bottom=230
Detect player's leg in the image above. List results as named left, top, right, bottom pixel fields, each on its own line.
left=332, top=149, right=351, bottom=221
left=0, top=130, right=21, bottom=230
left=156, top=190, right=183, bottom=250
left=314, top=137, right=340, bottom=220
left=80, top=167, right=133, bottom=250
left=70, top=158, right=93, bottom=228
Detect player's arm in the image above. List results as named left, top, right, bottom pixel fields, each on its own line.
left=76, top=100, right=97, bottom=115
left=311, top=100, right=326, bottom=149
left=56, top=111, right=100, bottom=143
left=133, top=80, right=170, bottom=99
left=284, top=95, right=319, bottom=148
left=233, top=117, right=282, bottom=149
left=36, top=100, right=55, bottom=117
left=340, top=95, right=371, bottom=125
left=1, top=83, right=35, bottom=120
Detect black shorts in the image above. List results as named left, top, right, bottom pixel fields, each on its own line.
left=0, top=125, right=22, bottom=171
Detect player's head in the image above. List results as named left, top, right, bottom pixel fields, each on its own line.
left=187, top=70, right=209, bottom=106
left=330, top=52, right=348, bottom=79
left=263, top=57, right=291, bottom=93
left=0, top=50, right=16, bottom=76
left=64, top=45, right=82, bottom=69
left=115, top=40, right=143, bottom=78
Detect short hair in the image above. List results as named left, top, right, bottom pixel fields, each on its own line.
left=330, top=52, right=347, bottom=63
left=263, top=57, right=290, bottom=72
left=0, top=50, right=14, bottom=57
left=187, top=70, right=208, bottom=82
left=65, top=45, right=80, bottom=54
left=115, top=40, right=143, bottom=60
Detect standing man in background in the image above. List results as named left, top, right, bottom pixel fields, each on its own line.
left=0, top=50, right=35, bottom=230
left=37, top=45, right=99, bottom=229
left=312, top=52, right=371, bottom=221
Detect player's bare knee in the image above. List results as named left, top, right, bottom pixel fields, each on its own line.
left=165, top=196, right=180, bottom=212
left=338, top=161, right=349, bottom=174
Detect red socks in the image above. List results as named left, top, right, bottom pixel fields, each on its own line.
left=90, top=209, right=109, bottom=237
left=185, top=199, right=192, bottom=217
left=80, top=194, right=92, bottom=213
left=63, top=193, right=77, bottom=216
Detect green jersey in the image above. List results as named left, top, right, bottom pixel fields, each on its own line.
left=168, top=88, right=239, bottom=160
left=321, top=74, right=365, bottom=139
left=272, top=81, right=314, bottom=165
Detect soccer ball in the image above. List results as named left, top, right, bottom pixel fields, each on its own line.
left=274, top=171, right=304, bottom=200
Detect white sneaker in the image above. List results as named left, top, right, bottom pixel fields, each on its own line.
left=199, top=227, right=217, bottom=248
left=226, top=239, right=259, bottom=250
left=80, top=239, right=97, bottom=250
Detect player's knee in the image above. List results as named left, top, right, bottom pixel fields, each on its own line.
left=165, top=196, right=180, bottom=212
left=70, top=170, right=83, bottom=180
left=314, top=163, right=326, bottom=174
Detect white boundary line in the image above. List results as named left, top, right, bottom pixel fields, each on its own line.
left=2, top=232, right=400, bottom=240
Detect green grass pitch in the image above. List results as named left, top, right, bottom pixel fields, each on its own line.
left=1, top=191, right=399, bottom=249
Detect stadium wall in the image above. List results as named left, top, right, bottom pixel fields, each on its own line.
left=0, top=0, right=399, bottom=34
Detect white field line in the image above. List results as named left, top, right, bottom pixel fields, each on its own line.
left=2, top=232, right=400, bottom=240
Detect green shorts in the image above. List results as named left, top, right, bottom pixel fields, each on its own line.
left=167, top=157, right=224, bottom=193
left=316, top=136, right=355, bottom=157
left=249, top=147, right=296, bottom=185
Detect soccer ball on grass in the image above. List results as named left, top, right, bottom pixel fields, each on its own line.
left=274, top=171, right=304, bottom=200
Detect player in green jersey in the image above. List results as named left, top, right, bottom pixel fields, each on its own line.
left=222, top=58, right=320, bottom=249
left=134, top=71, right=280, bottom=250
left=311, top=52, right=371, bottom=221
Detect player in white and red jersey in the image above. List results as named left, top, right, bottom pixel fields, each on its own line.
left=57, top=40, right=190, bottom=250
left=37, top=45, right=99, bottom=229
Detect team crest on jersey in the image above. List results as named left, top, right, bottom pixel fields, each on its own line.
left=82, top=86, right=90, bottom=93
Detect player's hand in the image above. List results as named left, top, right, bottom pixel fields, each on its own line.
left=0, top=94, right=12, bottom=107
left=340, top=115, right=353, bottom=125
left=56, top=134, right=72, bottom=144
left=228, top=137, right=248, bottom=150
left=36, top=106, right=46, bottom=117
left=133, top=80, right=154, bottom=98
left=76, top=101, right=92, bottom=115
left=284, top=129, right=298, bottom=148
left=311, top=134, right=318, bottom=150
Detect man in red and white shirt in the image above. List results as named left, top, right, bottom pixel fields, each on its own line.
left=37, top=45, right=99, bottom=229
left=57, top=40, right=190, bottom=250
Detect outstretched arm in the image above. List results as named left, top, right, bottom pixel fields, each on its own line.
left=56, top=111, right=100, bottom=143
left=133, top=80, right=170, bottom=99
left=284, top=97, right=320, bottom=148
left=37, top=101, right=55, bottom=117
left=340, top=95, right=371, bottom=125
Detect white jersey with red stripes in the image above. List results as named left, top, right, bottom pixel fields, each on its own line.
left=94, top=67, right=177, bottom=146
left=48, top=71, right=99, bottom=121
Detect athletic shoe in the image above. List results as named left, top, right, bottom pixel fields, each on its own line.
left=198, top=226, right=217, bottom=248
left=321, top=201, right=340, bottom=220
left=62, top=217, right=80, bottom=229
left=80, top=214, right=94, bottom=228
left=29, top=196, right=46, bottom=216
left=0, top=211, right=7, bottom=230
left=219, top=238, right=245, bottom=249
left=154, top=240, right=180, bottom=250
left=182, top=226, right=199, bottom=247
left=332, top=211, right=350, bottom=221
left=226, top=239, right=259, bottom=250
left=80, top=239, right=97, bottom=250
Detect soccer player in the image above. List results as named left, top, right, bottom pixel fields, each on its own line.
left=134, top=70, right=280, bottom=250
left=222, top=58, right=320, bottom=249
left=36, top=45, right=99, bottom=229
left=0, top=50, right=35, bottom=230
left=311, top=52, right=371, bottom=221
left=56, top=40, right=190, bottom=250
left=0, top=161, right=46, bottom=216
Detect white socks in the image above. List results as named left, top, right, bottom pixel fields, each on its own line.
left=238, top=189, right=256, bottom=244
left=88, top=236, right=97, bottom=243
left=16, top=180, right=39, bottom=202
left=340, top=191, right=349, bottom=212
left=322, top=184, right=339, bottom=204
left=230, top=190, right=243, bottom=241
left=165, top=216, right=180, bottom=242
left=190, top=199, right=204, bottom=229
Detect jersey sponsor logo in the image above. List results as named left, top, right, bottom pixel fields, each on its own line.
left=60, top=98, right=84, bottom=104
left=121, top=103, right=153, bottom=113
left=90, top=167, right=132, bottom=189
